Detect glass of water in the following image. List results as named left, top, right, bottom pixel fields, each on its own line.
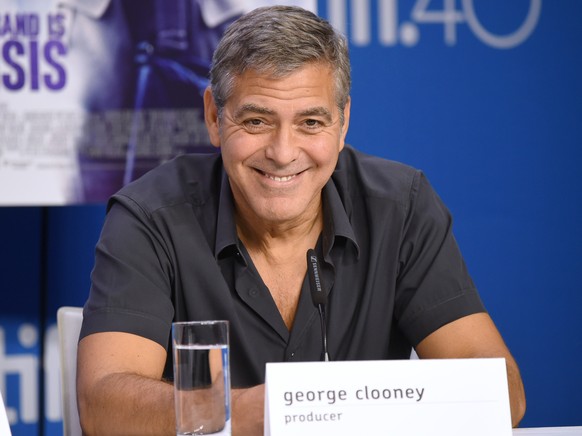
left=172, top=320, right=231, bottom=435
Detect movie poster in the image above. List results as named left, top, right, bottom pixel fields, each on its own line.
left=0, top=0, right=315, bottom=205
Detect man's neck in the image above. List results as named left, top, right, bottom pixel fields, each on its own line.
left=236, top=207, right=324, bottom=330
left=236, top=207, right=323, bottom=262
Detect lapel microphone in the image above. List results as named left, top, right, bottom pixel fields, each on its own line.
left=307, top=249, right=330, bottom=361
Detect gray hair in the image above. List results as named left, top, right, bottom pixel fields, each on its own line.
left=209, top=6, right=351, bottom=123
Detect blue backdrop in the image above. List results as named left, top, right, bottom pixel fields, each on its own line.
left=0, top=1, right=580, bottom=434
left=331, top=0, right=582, bottom=429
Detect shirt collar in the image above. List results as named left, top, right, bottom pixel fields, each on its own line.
left=215, top=170, right=239, bottom=259
left=321, top=179, right=360, bottom=261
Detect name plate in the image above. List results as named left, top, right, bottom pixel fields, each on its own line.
left=264, top=358, right=512, bottom=436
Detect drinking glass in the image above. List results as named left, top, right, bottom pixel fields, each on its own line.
left=172, top=320, right=231, bottom=435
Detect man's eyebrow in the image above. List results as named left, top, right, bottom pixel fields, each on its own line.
left=298, top=106, right=332, bottom=122
left=233, top=103, right=275, bottom=119
left=233, top=104, right=333, bottom=122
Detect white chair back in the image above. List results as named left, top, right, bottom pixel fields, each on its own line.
left=0, top=387, right=12, bottom=436
left=57, top=306, right=84, bottom=436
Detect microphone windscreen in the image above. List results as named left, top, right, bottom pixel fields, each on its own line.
left=307, top=249, right=326, bottom=306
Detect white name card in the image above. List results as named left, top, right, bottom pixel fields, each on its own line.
left=264, top=358, right=512, bottom=436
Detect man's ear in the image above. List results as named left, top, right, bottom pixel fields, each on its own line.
left=339, top=96, right=351, bottom=151
left=203, top=87, right=221, bottom=148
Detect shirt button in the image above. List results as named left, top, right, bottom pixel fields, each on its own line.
left=249, top=288, right=259, bottom=298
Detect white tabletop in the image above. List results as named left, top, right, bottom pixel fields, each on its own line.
left=513, top=427, right=582, bottom=435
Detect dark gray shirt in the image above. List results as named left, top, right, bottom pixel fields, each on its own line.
left=81, top=145, right=485, bottom=387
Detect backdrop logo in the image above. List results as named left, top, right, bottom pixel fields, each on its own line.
left=0, top=323, right=62, bottom=429
left=326, top=0, right=542, bottom=48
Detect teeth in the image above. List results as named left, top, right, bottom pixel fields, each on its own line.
left=265, top=173, right=296, bottom=182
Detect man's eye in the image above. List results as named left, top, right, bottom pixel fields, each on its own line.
left=244, top=118, right=266, bottom=129
left=304, top=119, right=323, bottom=129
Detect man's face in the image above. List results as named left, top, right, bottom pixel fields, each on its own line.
left=205, top=63, right=351, bottom=227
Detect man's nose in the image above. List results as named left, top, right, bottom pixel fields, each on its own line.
left=264, top=126, right=299, bottom=165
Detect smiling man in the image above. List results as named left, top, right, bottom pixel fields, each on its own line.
left=204, top=64, right=349, bottom=331
left=76, top=6, right=525, bottom=435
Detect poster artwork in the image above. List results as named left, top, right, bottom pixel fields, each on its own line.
left=0, top=0, right=314, bottom=205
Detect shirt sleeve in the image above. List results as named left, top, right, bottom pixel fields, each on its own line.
left=395, top=171, right=486, bottom=347
left=80, top=195, right=176, bottom=348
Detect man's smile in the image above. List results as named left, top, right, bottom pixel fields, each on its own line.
left=256, top=169, right=304, bottom=183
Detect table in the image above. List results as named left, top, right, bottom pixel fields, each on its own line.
left=514, top=427, right=582, bottom=435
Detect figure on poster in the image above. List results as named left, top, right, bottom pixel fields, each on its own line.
left=59, top=0, right=244, bottom=202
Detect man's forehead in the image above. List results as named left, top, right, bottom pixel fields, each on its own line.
left=233, top=64, right=334, bottom=91
left=226, top=65, right=337, bottom=117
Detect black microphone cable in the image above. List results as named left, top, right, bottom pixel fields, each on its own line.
left=307, top=249, right=330, bottom=361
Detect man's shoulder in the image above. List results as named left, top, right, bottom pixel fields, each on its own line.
left=110, top=152, right=223, bottom=213
left=335, top=145, right=420, bottom=202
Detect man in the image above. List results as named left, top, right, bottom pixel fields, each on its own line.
left=77, top=6, right=526, bottom=435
